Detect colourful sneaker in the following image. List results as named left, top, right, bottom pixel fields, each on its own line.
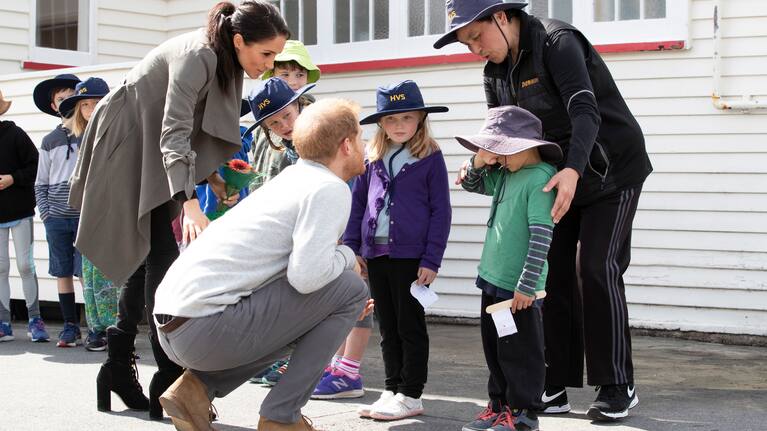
left=250, top=359, right=288, bottom=384
left=0, top=321, right=14, bottom=342
left=462, top=402, right=502, bottom=431
left=262, top=361, right=289, bottom=386
left=357, top=390, right=395, bottom=417
left=311, top=370, right=364, bottom=399
left=57, top=322, right=81, bottom=347
left=84, top=330, right=107, bottom=351
left=511, top=409, right=539, bottom=431
left=487, top=407, right=516, bottom=431
left=369, top=392, right=424, bottom=421
left=27, top=317, right=50, bottom=342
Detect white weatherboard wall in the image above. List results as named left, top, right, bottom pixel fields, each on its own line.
left=1, top=0, right=765, bottom=335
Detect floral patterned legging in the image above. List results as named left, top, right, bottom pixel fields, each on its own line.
left=81, top=256, right=119, bottom=333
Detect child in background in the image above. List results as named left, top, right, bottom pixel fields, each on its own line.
left=457, top=106, right=563, bottom=431
left=250, top=40, right=320, bottom=186
left=58, top=77, right=115, bottom=352
left=195, top=100, right=255, bottom=220
left=33, top=73, right=83, bottom=348
left=0, top=89, right=48, bottom=343
left=345, top=80, right=452, bottom=420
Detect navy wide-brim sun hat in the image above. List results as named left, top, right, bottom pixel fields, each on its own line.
left=32, top=73, right=81, bottom=117
left=58, top=77, right=111, bottom=118
left=242, top=77, right=316, bottom=137
left=433, top=0, right=528, bottom=49
left=240, top=99, right=251, bottom=117
left=360, top=80, right=448, bottom=125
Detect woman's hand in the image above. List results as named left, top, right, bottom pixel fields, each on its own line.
left=543, top=167, right=579, bottom=224
left=207, top=172, right=227, bottom=201
left=182, top=199, right=210, bottom=244
left=417, top=267, right=437, bottom=286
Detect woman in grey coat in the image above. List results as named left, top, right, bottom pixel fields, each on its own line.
left=68, top=0, right=289, bottom=420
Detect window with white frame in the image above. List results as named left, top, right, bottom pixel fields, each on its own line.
left=304, top=0, right=689, bottom=65
left=268, top=0, right=318, bottom=45
left=29, top=0, right=95, bottom=66
left=526, top=0, right=689, bottom=47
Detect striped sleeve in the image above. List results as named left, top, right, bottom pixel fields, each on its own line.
left=515, top=223, right=554, bottom=297
left=461, top=156, right=486, bottom=194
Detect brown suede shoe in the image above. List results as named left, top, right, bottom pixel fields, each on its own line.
left=159, top=370, right=214, bottom=431
left=257, top=415, right=319, bottom=431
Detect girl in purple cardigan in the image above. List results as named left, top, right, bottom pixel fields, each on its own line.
left=345, top=80, right=452, bottom=420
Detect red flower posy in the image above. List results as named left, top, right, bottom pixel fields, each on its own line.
left=227, top=159, right=253, bottom=173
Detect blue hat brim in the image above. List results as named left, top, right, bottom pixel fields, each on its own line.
left=58, top=92, right=109, bottom=119
left=360, top=106, right=449, bottom=125
left=240, top=99, right=251, bottom=117
left=242, top=83, right=316, bottom=138
left=433, top=2, right=527, bottom=49
left=32, top=76, right=81, bottom=117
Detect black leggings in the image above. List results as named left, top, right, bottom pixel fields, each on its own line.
left=115, top=201, right=179, bottom=351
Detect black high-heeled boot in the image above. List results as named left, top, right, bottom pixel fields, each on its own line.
left=96, top=326, right=149, bottom=412
left=148, top=330, right=184, bottom=420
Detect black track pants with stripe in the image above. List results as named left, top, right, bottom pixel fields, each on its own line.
left=543, top=185, right=642, bottom=388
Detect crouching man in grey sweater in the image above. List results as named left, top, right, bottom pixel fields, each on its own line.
left=153, top=99, right=372, bottom=431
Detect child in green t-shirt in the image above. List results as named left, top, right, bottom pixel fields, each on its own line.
left=457, top=105, right=563, bottom=431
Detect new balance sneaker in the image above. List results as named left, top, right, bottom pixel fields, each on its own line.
left=27, top=317, right=50, bottom=342
left=262, top=361, right=289, bottom=386
left=511, top=409, right=539, bottom=431
left=538, top=386, right=571, bottom=414
left=357, top=390, right=395, bottom=417
left=369, top=392, right=424, bottom=421
left=57, top=322, right=82, bottom=347
left=587, top=384, right=639, bottom=421
left=311, top=370, right=364, bottom=399
left=0, top=321, right=14, bottom=342
left=249, top=359, right=288, bottom=384
left=461, top=402, right=502, bottom=431
left=84, top=330, right=107, bottom=351
left=486, top=407, right=516, bottom=431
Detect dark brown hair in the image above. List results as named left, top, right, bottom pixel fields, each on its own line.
left=274, top=60, right=308, bottom=73
left=207, top=1, right=291, bottom=90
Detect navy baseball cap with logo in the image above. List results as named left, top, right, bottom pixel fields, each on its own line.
left=360, top=80, right=448, bottom=125
left=433, top=0, right=528, bottom=49
left=58, top=77, right=110, bottom=117
left=33, top=73, right=81, bottom=117
left=242, top=77, right=316, bottom=137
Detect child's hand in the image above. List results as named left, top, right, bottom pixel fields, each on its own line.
left=417, top=267, right=437, bottom=286
left=511, top=291, right=535, bottom=313
left=207, top=172, right=227, bottom=201
left=222, top=193, right=240, bottom=207
left=358, top=298, right=375, bottom=321
left=454, top=159, right=471, bottom=185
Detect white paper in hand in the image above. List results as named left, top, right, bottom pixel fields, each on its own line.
left=491, top=308, right=518, bottom=337
left=410, top=282, right=439, bottom=309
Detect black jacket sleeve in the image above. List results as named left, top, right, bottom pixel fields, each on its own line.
left=484, top=76, right=501, bottom=109
left=11, top=127, right=39, bottom=186
left=544, top=31, right=602, bottom=176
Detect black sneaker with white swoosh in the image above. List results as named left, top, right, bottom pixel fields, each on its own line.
left=538, top=386, right=571, bottom=414
left=587, top=384, right=639, bottom=421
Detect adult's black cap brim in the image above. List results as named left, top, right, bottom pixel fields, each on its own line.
left=433, top=2, right=528, bottom=50
left=360, top=106, right=449, bottom=125
left=32, top=75, right=81, bottom=117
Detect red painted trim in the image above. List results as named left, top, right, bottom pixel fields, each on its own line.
left=22, top=61, right=74, bottom=71
left=318, top=40, right=685, bottom=74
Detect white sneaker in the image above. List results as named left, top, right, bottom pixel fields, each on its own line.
left=369, top=393, right=424, bottom=421
left=357, top=390, right=395, bottom=417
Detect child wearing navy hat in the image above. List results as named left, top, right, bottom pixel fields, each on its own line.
left=58, top=77, right=117, bottom=352
left=457, top=106, right=563, bottom=431
left=345, top=80, right=452, bottom=420
left=33, top=73, right=84, bottom=348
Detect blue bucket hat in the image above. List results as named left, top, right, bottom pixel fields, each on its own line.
left=359, top=80, right=448, bottom=125
left=58, top=77, right=110, bottom=118
left=32, top=73, right=81, bottom=117
left=433, top=0, right=527, bottom=49
left=242, top=77, right=316, bottom=136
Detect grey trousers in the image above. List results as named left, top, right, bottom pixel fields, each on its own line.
left=0, top=217, right=40, bottom=322
left=157, top=270, right=368, bottom=424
